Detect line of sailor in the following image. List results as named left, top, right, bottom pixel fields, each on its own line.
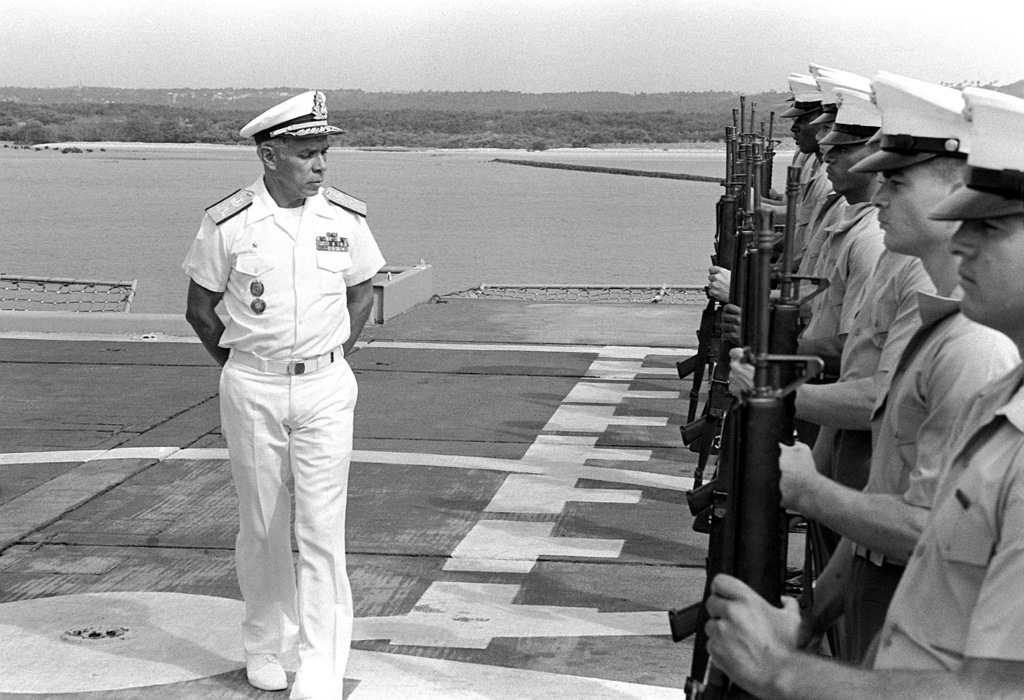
left=701, top=68, right=1024, bottom=697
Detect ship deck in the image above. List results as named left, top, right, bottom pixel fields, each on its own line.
left=0, top=299, right=718, bottom=699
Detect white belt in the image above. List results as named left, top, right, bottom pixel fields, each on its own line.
left=230, top=347, right=342, bottom=376
left=853, top=544, right=906, bottom=568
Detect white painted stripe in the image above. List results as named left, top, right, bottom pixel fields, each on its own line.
left=0, top=446, right=179, bottom=466
left=564, top=382, right=679, bottom=404
left=486, top=474, right=641, bottom=514
left=583, top=359, right=680, bottom=380
left=544, top=405, right=668, bottom=433
left=444, top=521, right=623, bottom=574
left=347, top=649, right=685, bottom=699
left=0, top=447, right=689, bottom=491
left=364, top=340, right=691, bottom=356
left=0, top=332, right=201, bottom=343
left=355, top=582, right=666, bottom=649
left=0, top=450, right=104, bottom=465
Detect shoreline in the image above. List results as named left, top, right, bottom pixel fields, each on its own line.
left=18, top=140, right=797, bottom=160
left=22, top=140, right=740, bottom=154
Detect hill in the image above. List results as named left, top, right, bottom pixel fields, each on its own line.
left=0, top=86, right=788, bottom=114
left=0, top=87, right=798, bottom=149
left=3, top=83, right=1019, bottom=149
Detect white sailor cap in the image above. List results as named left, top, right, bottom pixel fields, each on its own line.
left=808, top=62, right=834, bottom=78
left=811, top=70, right=873, bottom=125
left=781, top=73, right=823, bottom=118
left=239, top=90, right=345, bottom=142
left=818, top=88, right=880, bottom=146
left=931, top=88, right=1024, bottom=220
left=853, top=73, right=968, bottom=173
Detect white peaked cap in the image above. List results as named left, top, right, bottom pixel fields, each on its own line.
left=239, top=90, right=344, bottom=141
left=834, top=88, right=881, bottom=127
left=788, top=73, right=822, bottom=103
left=930, top=88, right=1024, bottom=221
left=872, top=72, right=969, bottom=152
left=816, top=69, right=872, bottom=104
left=962, top=87, right=1024, bottom=171
left=818, top=88, right=880, bottom=146
left=853, top=73, right=968, bottom=172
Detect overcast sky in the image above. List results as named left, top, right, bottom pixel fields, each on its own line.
left=2, top=0, right=1021, bottom=93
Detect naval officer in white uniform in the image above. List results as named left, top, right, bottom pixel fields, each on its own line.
left=183, top=90, right=385, bottom=700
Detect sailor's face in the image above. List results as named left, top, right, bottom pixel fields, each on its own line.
left=873, top=162, right=962, bottom=257
left=823, top=142, right=873, bottom=197
left=265, top=136, right=329, bottom=207
left=791, top=113, right=822, bottom=154
left=950, top=213, right=1024, bottom=340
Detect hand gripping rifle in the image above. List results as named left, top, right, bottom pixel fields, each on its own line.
left=669, top=165, right=823, bottom=699
left=677, top=121, right=740, bottom=426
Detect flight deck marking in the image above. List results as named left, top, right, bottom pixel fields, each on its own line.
left=443, top=520, right=625, bottom=573
left=355, top=582, right=666, bottom=647
left=0, top=345, right=688, bottom=695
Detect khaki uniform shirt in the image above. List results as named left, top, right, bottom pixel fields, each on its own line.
left=837, top=249, right=933, bottom=395
left=182, top=177, right=386, bottom=360
left=860, top=292, right=1019, bottom=564
left=802, top=202, right=885, bottom=341
left=793, top=155, right=828, bottom=256
left=874, top=363, right=1024, bottom=671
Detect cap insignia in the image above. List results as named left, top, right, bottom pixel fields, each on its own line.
left=313, top=91, right=327, bottom=120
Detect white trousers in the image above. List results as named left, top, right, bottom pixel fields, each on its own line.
left=220, top=356, right=356, bottom=700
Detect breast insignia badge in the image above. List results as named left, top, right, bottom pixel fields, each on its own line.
left=316, top=232, right=349, bottom=252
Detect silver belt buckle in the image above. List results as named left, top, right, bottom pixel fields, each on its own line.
left=288, top=361, right=306, bottom=375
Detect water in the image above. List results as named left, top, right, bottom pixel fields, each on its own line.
left=0, top=145, right=791, bottom=314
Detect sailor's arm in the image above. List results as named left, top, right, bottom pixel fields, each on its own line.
left=795, top=376, right=875, bottom=431
left=185, top=279, right=228, bottom=366
left=765, top=653, right=1024, bottom=700
left=705, top=574, right=1024, bottom=700
left=343, top=278, right=374, bottom=356
left=778, top=442, right=927, bottom=559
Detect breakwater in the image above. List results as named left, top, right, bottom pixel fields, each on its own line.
left=492, top=158, right=722, bottom=183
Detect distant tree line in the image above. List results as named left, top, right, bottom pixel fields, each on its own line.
left=0, top=100, right=782, bottom=149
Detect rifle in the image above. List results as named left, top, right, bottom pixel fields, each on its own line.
left=678, top=123, right=739, bottom=426
left=678, top=111, right=755, bottom=488
left=669, top=164, right=824, bottom=699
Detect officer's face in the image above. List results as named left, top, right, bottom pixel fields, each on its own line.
left=950, top=213, right=1024, bottom=343
left=873, top=160, right=963, bottom=257
left=823, top=142, right=875, bottom=197
left=263, top=136, right=329, bottom=207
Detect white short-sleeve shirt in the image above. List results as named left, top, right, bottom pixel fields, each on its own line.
left=182, top=177, right=386, bottom=360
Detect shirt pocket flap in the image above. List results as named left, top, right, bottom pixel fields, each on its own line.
left=316, top=251, right=353, bottom=273
left=936, top=490, right=993, bottom=567
left=234, top=254, right=275, bottom=277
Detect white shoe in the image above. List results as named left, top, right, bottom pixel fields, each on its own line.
left=246, top=653, right=288, bottom=691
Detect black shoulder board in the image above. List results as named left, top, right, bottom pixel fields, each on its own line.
left=206, top=189, right=254, bottom=225
left=324, top=187, right=367, bottom=217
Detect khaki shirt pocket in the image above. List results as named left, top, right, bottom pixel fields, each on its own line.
left=934, top=487, right=994, bottom=567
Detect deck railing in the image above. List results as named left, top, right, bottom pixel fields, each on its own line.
left=0, top=275, right=138, bottom=313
